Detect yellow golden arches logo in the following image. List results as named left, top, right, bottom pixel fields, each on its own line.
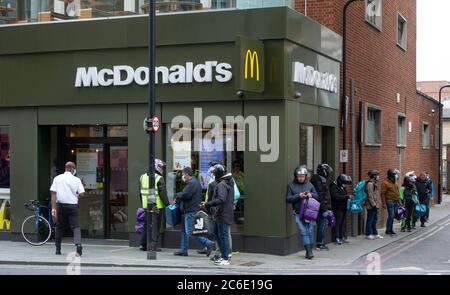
left=244, top=49, right=260, bottom=81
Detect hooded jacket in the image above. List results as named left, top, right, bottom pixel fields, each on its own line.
left=205, top=173, right=234, bottom=225
left=381, top=178, right=400, bottom=204
left=366, top=179, right=381, bottom=209
left=286, top=178, right=318, bottom=214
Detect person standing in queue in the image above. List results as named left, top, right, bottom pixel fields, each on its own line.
left=174, top=167, right=214, bottom=256
left=50, top=162, right=85, bottom=256
left=139, top=159, right=170, bottom=251
left=330, top=174, right=352, bottom=245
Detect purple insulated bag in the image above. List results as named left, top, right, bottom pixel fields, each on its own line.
left=395, top=206, right=407, bottom=220
left=299, top=197, right=320, bottom=222
left=135, top=208, right=145, bottom=234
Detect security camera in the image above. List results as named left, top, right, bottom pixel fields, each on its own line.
left=431, top=109, right=435, bottom=114
left=236, top=91, right=244, bottom=98
left=294, top=92, right=302, bottom=99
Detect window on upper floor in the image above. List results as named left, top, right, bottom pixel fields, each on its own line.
left=397, top=12, right=407, bottom=51
left=365, top=0, right=382, bottom=31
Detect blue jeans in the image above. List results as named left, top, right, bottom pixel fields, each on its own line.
left=295, top=214, right=314, bottom=246
left=366, top=208, right=378, bottom=236
left=386, top=201, right=397, bottom=233
left=316, top=210, right=327, bottom=246
left=180, top=212, right=213, bottom=252
left=214, top=220, right=230, bottom=260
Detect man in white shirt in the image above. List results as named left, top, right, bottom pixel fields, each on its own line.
left=50, top=162, right=85, bottom=256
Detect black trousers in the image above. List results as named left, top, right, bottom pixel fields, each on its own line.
left=333, top=209, right=347, bottom=240
left=140, top=209, right=163, bottom=247
left=55, top=203, right=81, bottom=249
left=404, top=199, right=415, bottom=229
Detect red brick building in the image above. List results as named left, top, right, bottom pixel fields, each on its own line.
left=417, top=81, right=450, bottom=101
left=294, top=0, right=440, bottom=234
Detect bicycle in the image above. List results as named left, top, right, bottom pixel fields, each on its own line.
left=22, top=200, right=53, bottom=246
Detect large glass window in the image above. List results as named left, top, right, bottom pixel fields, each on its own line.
left=165, top=124, right=244, bottom=231
left=0, top=127, right=10, bottom=231
left=299, top=125, right=323, bottom=174
left=1, top=0, right=294, bottom=25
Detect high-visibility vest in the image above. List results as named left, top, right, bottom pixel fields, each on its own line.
left=140, top=174, right=164, bottom=209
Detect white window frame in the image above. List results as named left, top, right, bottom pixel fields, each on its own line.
left=422, top=121, right=430, bottom=149
left=397, top=12, right=407, bottom=51
left=365, top=103, right=382, bottom=146
left=397, top=113, right=407, bottom=148
left=365, top=0, right=382, bottom=31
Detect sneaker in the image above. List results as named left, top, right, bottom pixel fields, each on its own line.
left=214, top=258, right=230, bottom=266
left=55, top=249, right=62, bottom=255
left=316, top=245, right=330, bottom=251
left=421, top=223, right=426, bottom=228
left=375, top=235, right=384, bottom=239
left=211, top=254, right=220, bottom=262
left=401, top=228, right=406, bottom=232
left=366, top=235, right=375, bottom=240
left=76, top=245, right=83, bottom=257
left=173, top=250, right=188, bottom=256
left=139, top=245, right=146, bottom=251
left=335, top=238, right=343, bottom=245
left=407, top=228, right=411, bottom=232
left=342, top=238, right=350, bottom=244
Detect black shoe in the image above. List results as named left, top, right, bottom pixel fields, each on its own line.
left=421, top=223, right=426, bottom=228
left=173, top=250, right=188, bottom=256
left=211, top=254, right=220, bottom=262
left=305, top=245, right=314, bottom=260
left=407, top=228, right=411, bottom=232
left=316, top=245, right=329, bottom=251
left=139, top=245, right=147, bottom=251
left=55, top=249, right=61, bottom=255
left=342, top=239, right=350, bottom=244
left=197, top=247, right=208, bottom=255
left=156, top=248, right=162, bottom=252
left=335, top=238, right=343, bottom=245
left=76, top=245, right=83, bottom=257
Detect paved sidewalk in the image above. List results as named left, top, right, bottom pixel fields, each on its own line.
left=1, top=196, right=449, bottom=272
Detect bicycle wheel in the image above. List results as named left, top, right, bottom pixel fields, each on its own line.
left=21, top=215, right=52, bottom=246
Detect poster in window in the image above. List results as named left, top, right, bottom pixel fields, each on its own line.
left=76, top=150, right=98, bottom=189
left=173, top=141, right=191, bottom=170
left=199, top=139, right=223, bottom=189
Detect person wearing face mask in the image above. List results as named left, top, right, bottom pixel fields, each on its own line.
left=173, top=167, right=214, bottom=256
left=365, top=170, right=383, bottom=240
left=381, top=169, right=401, bottom=236
left=50, top=162, right=85, bottom=256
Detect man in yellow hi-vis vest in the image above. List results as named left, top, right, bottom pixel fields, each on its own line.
left=139, top=159, right=170, bottom=251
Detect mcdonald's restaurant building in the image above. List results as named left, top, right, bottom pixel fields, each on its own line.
left=0, top=7, right=342, bottom=255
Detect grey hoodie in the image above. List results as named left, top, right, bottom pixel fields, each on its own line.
left=206, top=173, right=235, bottom=225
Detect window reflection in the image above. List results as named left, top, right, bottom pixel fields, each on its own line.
left=0, top=0, right=293, bottom=25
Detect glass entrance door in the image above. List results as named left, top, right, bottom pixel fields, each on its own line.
left=66, top=144, right=105, bottom=238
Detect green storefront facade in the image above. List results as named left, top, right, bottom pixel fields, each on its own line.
left=0, top=7, right=342, bottom=255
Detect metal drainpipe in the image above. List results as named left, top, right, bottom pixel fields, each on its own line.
left=350, top=80, right=357, bottom=237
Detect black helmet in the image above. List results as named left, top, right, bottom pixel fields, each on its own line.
left=387, top=169, right=399, bottom=182
left=368, top=169, right=380, bottom=178
left=317, top=163, right=333, bottom=178
left=403, top=175, right=415, bottom=187
left=294, top=165, right=308, bottom=178
left=337, top=174, right=352, bottom=186
left=212, top=164, right=227, bottom=181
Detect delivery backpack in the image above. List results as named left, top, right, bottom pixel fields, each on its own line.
left=135, top=208, right=146, bottom=234
left=348, top=180, right=368, bottom=213
left=192, top=210, right=211, bottom=237
left=232, top=178, right=241, bottom=201
left=299, top=197, right=321, bottom=222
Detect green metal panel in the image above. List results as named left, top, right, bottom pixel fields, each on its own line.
left=243, top=100, right=287, bottom=237
left=38, top=105, right=127, bottom=125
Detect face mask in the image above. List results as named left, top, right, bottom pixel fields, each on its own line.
left=71, top=169, right=77, bottom=176
left=375, top=175, right=380, bottom=181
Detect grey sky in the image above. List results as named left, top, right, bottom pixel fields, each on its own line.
left=417, top=0, right=450, bottom=81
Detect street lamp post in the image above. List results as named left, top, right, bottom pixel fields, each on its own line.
left=146, top=0, right=157, bottom=260
left=438, top=85, right=450, bottom=205
left=341, top=0, right=363, bottom=175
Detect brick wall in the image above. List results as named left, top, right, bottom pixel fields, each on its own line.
left=294, top=0, right=439, bottom=234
